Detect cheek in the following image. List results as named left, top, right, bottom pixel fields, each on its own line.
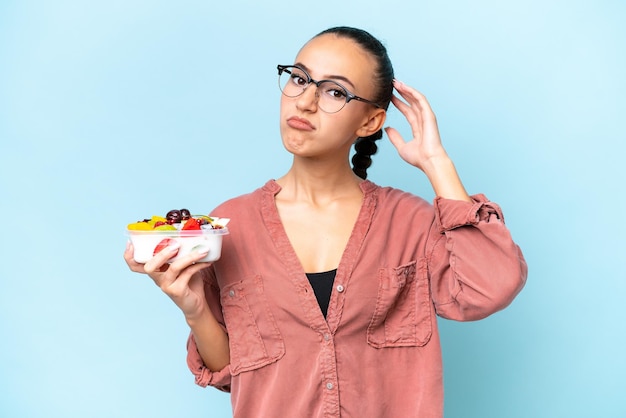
left=327, top=112, right=361, bottom=140
left=278, top=99, right=290, bottom=134
left=279, top=93, right=293, bottom=114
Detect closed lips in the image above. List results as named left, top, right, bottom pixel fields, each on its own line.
left=287, top=116, right=315, bottom=130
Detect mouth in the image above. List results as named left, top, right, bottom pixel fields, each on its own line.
left=286, top=116, right=315, bottom=131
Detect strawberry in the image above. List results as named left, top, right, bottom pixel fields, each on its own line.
left=181, top=217, right=202, bottom=230
left=153, top=238, right=178, bottom=257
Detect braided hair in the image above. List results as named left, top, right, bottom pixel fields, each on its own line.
left=315, top=27, right=394, bottom=179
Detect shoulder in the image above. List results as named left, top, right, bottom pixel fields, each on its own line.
left=362, top=181, right=437, bottom=241
left=363, top=180, right=432, bottom=211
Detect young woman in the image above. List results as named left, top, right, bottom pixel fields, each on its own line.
left=125, top=26, right=527, bottom=418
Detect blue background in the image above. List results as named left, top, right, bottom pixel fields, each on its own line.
left=1, top=1, right=624, bottom=417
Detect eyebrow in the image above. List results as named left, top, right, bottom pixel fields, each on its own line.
left=295, top=62, right=356, bottom=89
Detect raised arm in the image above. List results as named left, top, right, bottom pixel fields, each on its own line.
left=386, top=80, right=526, bottom=318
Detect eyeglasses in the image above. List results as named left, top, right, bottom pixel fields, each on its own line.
left=277, top=64, right=381, bottom=114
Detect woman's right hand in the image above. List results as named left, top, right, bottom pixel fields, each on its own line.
left=124, top=241, right=213, bottom=320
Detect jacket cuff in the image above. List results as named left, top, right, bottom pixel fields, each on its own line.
left=186, top=333, right=231, bottom=392
left=434, top=194, right=504, bottom=233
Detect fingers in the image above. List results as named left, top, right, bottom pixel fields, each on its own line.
left=384, top=80, right=446, bottom=170
left=164, top=261, right=210, bottom=297
left=393, top=80, right=427, bottom=108
left=144, top=243, right=181, bottom=276
left=384, top=126, right=405, bottom=151
left=390, top=81, right=424, bottom=141
left=146, top=246, right=210, bottom=291
left=388, top=80, right=442, bottom=143
left=391, top=94, right=422, bottom=136
left=393, top=80, right=437, bottom=123
left=163, top=249, right=210, bottom=285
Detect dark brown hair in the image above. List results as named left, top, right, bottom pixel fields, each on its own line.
left=315, top=26, right=394, bottom=179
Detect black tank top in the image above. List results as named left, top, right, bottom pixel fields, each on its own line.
left=305, top=269, right=337, bottom=318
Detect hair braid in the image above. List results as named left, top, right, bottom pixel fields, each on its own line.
left=352, top=130, right=382, bottom=180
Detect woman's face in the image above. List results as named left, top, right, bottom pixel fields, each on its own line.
left=279, top=34, right=383, bottom=159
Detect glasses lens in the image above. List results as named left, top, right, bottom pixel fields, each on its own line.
left=279, top=66, right=308, bottom=97
left=316, top=81, right=348, bottom=113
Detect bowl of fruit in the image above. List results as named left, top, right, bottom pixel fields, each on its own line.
left=127, top=208, right=230, bottom=263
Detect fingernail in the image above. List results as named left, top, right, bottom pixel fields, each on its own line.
left=167, top=243, right=181, bottom=252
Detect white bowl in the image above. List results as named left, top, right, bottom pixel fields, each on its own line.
left=127, top=227, right=229, bottom=263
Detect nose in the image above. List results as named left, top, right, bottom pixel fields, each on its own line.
left=295, top=83, right=319, bottom=111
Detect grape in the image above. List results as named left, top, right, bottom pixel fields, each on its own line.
left=166, top=209, right=182, bottom=224
left=180, top=208, right=191, bottom=220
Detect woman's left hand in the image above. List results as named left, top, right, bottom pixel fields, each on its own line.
left=385, top=79, right=472, bottom=202
left=385, top=79, right=449, bottom=173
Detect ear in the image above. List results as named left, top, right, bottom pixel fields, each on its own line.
left=355, top=108, right=387, bottom=138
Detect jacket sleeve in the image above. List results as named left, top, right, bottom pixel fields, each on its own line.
left=427, top=194, right=528, bottom=321
left=186, top=333, right=231, bottom=392
left=185, top=268, right=232, bottom=392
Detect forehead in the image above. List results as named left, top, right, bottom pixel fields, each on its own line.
left=295, top=34, right=376, bottom=92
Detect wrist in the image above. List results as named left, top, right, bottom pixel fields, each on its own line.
left=422, top=155, right=472, bottom=202
left=184, top=304, right=214, bottom=328
left=420, top=152, right=452, bottom=178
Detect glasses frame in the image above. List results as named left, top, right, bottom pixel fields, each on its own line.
left=277, top=64, right=382, bottom=113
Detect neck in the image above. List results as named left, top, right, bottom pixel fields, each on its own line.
left=276, top=158, right=363, bottom=204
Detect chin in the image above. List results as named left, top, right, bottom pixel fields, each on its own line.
left=282, top=133, right=309, bottom=154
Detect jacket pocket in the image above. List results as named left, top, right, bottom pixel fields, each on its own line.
left=220, top=275, right=285, bottom=375
left=367, top=260, right=432, bottom=348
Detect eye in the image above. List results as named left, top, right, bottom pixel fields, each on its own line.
left=289, top=69, right=308, bottom=87
left=320, top=82, right=348, bottom=101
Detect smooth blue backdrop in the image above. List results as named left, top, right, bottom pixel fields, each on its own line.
left=1, top=1, right=624, bottom=417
